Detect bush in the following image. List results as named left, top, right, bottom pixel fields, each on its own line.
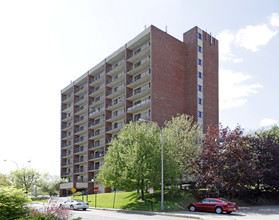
left=0, top=186, right=31, bottom=220
left=25, top=205, right=73, bottom=220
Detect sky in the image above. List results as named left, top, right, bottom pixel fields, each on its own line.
left=0, top=0, right=278, bottom=176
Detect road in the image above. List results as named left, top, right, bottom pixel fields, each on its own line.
left=30, top=201, right=279, bottom=220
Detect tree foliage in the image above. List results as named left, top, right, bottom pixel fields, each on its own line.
left=0, top=186, right=31, bottom=220
left=194, top=124, right=254, bottom=197
left=10, top=168, right=41, bottom=193
left=163, top=114, right=203, bottom=185
left=40, top=174, right=67, bottom=196
left=97, top=121, right=179, bottom=200
left=249, top=127, right=279, bottom=191
left=0, top=173, right=10, bottom=186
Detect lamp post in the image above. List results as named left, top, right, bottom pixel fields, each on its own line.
left=3, top=159, right=19, bottom=169
left=139, top=118, right=164, bottom=212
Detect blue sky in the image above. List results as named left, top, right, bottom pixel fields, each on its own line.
left=0, top=0, right=278, bottom=175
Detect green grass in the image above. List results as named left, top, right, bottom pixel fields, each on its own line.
left=72, top=190, right=195, bottom=212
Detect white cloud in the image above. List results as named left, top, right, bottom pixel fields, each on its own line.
left=216, top=30, right=235, bottom=61
left=233, top=58, right=244, bottom=63
left=220, top=68, right=263, bottom=109
left=217, top=13, right=278, bottom=62
left=270, top=13, right=279, bottom=27
left=235, top=24, right=277, bottom=52
left=260, top=118, right=277, bottom=127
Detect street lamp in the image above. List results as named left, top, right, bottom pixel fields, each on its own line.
left=139, top=118, right=164, bottom=212
left=3, top=159, right=19, bottom=169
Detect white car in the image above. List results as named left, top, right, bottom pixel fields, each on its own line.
left=60, top=199, right=89, bottom=210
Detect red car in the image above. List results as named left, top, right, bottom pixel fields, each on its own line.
left=188, top=198, right=238, bottom=214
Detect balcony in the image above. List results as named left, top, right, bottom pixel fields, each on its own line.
left=62, top=114, right=73, bottom=122
left=106, top=110, right=125, bottom=122
left=127, top=56, right=150, bottom=76
left=127, top=42, right=150, bottom=63
left=74, top=136, right=87, bottom=144
left=74, top=105, right=87, bottom=115
left=62, top=143, right=73, bottom=149
left=74, top=115, right=87, bottom=125
left=61, top=151, right=73, bottom=158
left=74, top=146, right=87, bottom=154
left=106, top=59, right=125, bottom=76
left=89, top=97, right=104, bottom=108
left=89, top=118, right=104, bottom=129
left=106, top=84, right=125, bottom=99
left=62, top=94, right=73, bottom=103
left=106, top=72, right=125, bottom=88
left=127, top=69, right=150, bottom=89
left=74, top=156, right=88, bottom=164
left=106, top=99, right=125, bottom=111
left=89, top=130, right=105, bottom=140
left=74, top=95, right=87, bottom=105
left=106, top=123, right=124, bottom=134
left=62, top=133, right=73, bottom=140
left=75, top=84, right=87, bottom=96
left=74, top=125, right=87, bottom=135
left=89, top=107, right=104, bottom=118
left=89, top=72, right=105, bottom=86
left=60, top=182, right=73, bottom=189
left=74, top=167, right=87, bottom=174
left=89, top=142, right=105, bottom=150
left=61, top=171, right=73, bottom=176
left=127, top=99, right=150, bottom=114
left=61, top=124, right=72, bottom=132
left=127, top=85, right=150, bottom=101
left=89, top=84, right=105, bottom=97
left=61, top=161, right=73, bottom=167
left=88, top=152, right=105, bottom=161
left=88, top=165, right=100, bottom=171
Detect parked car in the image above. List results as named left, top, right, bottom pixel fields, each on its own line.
left=60, top=199, right=89, bottom=210
left=188, top=198, right=238, bottom=214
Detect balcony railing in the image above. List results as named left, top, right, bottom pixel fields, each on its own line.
left=127, top=99, right=150, bottom=112
left=61, top=161, right=73, bottom=166
left=61, top=151, right=72, bottom=157
left=74, top=157, right=88, bottom=164
left=74, top=167, right=87, bottom=173
left=74, top=146, right=87, bottom=154
left=89, top=84, right=104, bottom=95
left=88, top=165, right=100, bottom=171
left=74, top=115, right=87, bottom=123
left=89, top=141, right=105, bottom=149
left=61, top=171, right=73, bottom=176
left=74, top=136, right=87, bottom=144
left=89, top=118, right=104, bottom=128
left=62, top=143, right=72, bottom=148
left=89, top=152, right=104, bottom=160
left=89, top=72, right=105, bottom=84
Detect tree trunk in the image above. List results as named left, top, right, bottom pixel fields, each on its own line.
left=141, top=179, right=145, bottom=201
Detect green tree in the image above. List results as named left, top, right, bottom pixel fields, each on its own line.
left=0, top=173, right=10, bottom=186
left=163, top=114, right=203, bottom=188
left=97, top=121, right=178, bottom=200
left=10, top=168, right=41, bottom=193
left=0, top=186, right=31, bottom=220
left=40, top=174, right=67, bottom=196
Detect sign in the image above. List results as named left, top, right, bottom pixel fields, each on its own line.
left=94, top=188, right=98, bottom=194
left=148, top=187, right=154, bottom=194
left=71, top=188, right=76, bottom=193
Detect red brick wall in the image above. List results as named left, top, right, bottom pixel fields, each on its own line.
left=203, top=32, right=219, bottom=129
left=183, top=27, right=198, bottom=122
left=150, top=26, right=187, bottom=127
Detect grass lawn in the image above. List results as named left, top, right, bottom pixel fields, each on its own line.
left=72, top=190, right=195, bottom=212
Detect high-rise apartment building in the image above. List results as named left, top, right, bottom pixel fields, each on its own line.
left=60, top=25, right=218, bottom=196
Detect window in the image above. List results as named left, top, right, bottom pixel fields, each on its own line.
left=198, top=111, right=203, bottom=118
left=198, top=98, right=203, bottom=105
left=198, top=85, right=203, bottom=92
left=198, top=71, right=203, bottom=79
left=198, top=32, right=202, bottom=40
left=198, top=45, right=203, bottom=53
left=198, top=58, right=203, bottom=66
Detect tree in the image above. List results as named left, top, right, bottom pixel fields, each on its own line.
left=0, top=173, right=10, bottom=186
left=40, top=174, right=67, bottom=196
left=194, top=124, right=254, bottom=197
left=249, top=128, right=279, bottom=192
left=0, top=186, right=31, bottom=219
left=10, top=168, right=41, bottom=193
left=97, top=121, right=179, bottom=200
left=163, top=114, right=203, bottom=188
